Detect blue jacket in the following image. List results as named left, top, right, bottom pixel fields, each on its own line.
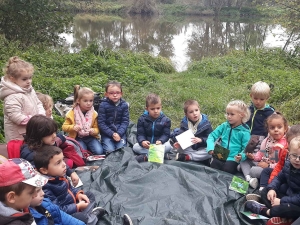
left=43, top=176, right=83, bottom=215
left=98, top=98, right=129, bottom=138
left=171, top=114, right=212, bottom=150
left=136, top=111, right=171, bottom=146
left=29, top=198, right=85, bottom=225
left=267, top=160, right=300, bottom=206
left=246, top=103, right=274, bottom=136
left=206, top=122, right=250, bottom=162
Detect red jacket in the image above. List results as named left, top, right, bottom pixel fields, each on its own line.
left=268, top=146, right=288, bottom=183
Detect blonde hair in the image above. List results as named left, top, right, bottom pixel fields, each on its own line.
left=73, top=85, right=94, bottom=108
left=3, top=56, right=34, bottom=80
left=146, top=93, right=161, bottom=107
left=250, top=81, right=270, bottom=99
left=289, top=136, right=300, bottom=152
left=226, top=100, right=251, bottom=123
left=183, top=100, right=199, bottom=114
left=36, top=92, right=53, bottom=111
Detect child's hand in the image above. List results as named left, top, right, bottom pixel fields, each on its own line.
left=208, top=150, right=214, bottom=155
left=235, top=154, right=242, bottom=162
left=112, top=133, right=121, bottom=141
left=156, top=140, right=162, bottom=145
left=173, top=142, right=180, bottom=149
left=267, top=190, right=277, bottom=201
left=191, top=137, right=202, bottom=144
left=70, top=172, right=79, bottom=187
left=246, top=152, right=254, bottom=160
left=258, top=161, right=269, bottom=168
left=271, top=197, right=280, bottom=206
left=74, top=125, right=81, bottom=132
left=142, top=141, right=150, bottom=149
left=78, top=193, right=90, bottom=203
left=89, top=128, right=96, bottom=136
left=77, top=201, right=89, bottom=211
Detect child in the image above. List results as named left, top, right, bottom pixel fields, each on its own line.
left=241, top=113, right=288, bottom=189
left=245, top=136, right=300, bottom=223
left=0, top=158, right=48, bottom=224
left=171, top=100, right=212, bottom=162
left=133, top=93, right=172, bottom=162
left=62, top=85, right=103, bottom=155
left=36, top=92, right=54, bottom=118
left=0, top=56, right=45, bottom=142
left=98, top=81, right=129, bottom=154
left=206, top=100, right=251, bottom=174
left=34, top=145, right=107, bottom=225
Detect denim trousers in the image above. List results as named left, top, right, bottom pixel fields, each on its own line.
left=76, top=136, right=103, bottom=155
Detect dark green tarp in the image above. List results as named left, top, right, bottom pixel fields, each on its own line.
left=78, top=147, right=266, bottom=225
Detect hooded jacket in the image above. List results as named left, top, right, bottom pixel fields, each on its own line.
left=136, top=111, right=171, bottom=146
left=0, top=77, right=45, bottom=142
left=206, top=122, right=250, bottom=162
left=0, top=201, right=35, bottom=225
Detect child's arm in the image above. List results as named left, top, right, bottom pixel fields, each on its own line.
left=239, top=131, right=250, bottom=161
left=62, top=111, right=76, bottom=133
left=157, top=118, right=171, bottom=144
left=206, top=123, right=225, bottom=153
left=59, top=207, right=86, bottom=225
left=136, top=117, right=147, bottom=146
left=90, top=111, right=100, bottom=135
left=98, top=103, right=115, bottom=137
left=116, top=102, right=130, bottom=137
left=193, top=124, right=213, bottom=149
left=33, top=90, right=46, bottom=115
left=268, top=149, right=288, bottom=184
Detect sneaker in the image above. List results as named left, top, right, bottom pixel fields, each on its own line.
left=249, top=178, right=259, bottom=189
left=175, top=153, right=186, bottom=161
left=245, top=200, right=267, bottom=214
left=246, top=193, right=261, bottom=202
left=267, top=217, right=294, bottom=225
left=135, top=155, right=148, bottom=163
left=164, top=152, right=171, bottom=160
left=123, top=214, right=133, bottom=225
left=91, top=206, right=107, bottom=218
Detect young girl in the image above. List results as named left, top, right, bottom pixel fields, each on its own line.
left=0, top=56, right=45, bottom=142
left=206, top=100, right=251, bottom=174
left=62, top=85, right=103, bottom=155
left=98, top=81, right=129, bottom=154
left=36, top=92, right=53, bottom=118
left=241, top=113, right=288, bottom=189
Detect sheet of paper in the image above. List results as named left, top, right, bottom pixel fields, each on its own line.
left=175, top=129, right=195, bottom=150
left=68, top=177, right=83, bottom=188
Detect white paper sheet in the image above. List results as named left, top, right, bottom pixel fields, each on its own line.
left=175, top=129, right=195, bottom=150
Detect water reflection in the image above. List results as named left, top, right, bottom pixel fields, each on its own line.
left=62, top=15, right=290, bottom=71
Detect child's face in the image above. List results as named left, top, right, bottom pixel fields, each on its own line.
left=250, top=94, right=268, bottom=109
left=77, top=93, right=94, bottom=112
left=105, top=85, right=122, bottom=103
left=30, top=188, right=44, bottom=208
left=13, top=185, right=37, bottom=211
left=146, top=103, right=162, bottom=119
left=45, top=105, right=53, bottom=118
left=42, top=132, right=56, bottom=145
left=42, top=152, right=66, bottom=177
left=226, top=105, right=243, bottom=127
left=185, top=104, right=201, bottom=123
left=11, top=72, right=33, bottom=89
left=268, top=118, right=287, bottom=141
left=289, top=143, right=300, bottom=169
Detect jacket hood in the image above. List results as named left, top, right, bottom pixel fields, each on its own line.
left=142, top=110, right=164, bottom=120
left=0, top=76, right=32, bottom=100
left=250, top=103, right=274, bottom=112
left=181, top=113, right=209, bottom=125
left=0, top=201, right=22, bottom=217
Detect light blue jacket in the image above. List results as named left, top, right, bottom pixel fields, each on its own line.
left=206, top=122, right=250, bottom=162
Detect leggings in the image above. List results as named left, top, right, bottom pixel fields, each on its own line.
left=210, top=158, right=238, bottom=174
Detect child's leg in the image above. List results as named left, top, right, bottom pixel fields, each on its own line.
left=259, top=167, right=273, bottom=188
left=132, top=143, right=148, bottom=155
left=260, top=186, right=273, bottom=208
left=163, top=141, right=172, bottom=153
left=222, top=161, right=238, bottom=174
left=240, top=159, right=255, bottom=178
left=102, top=136, right=117, bottom=153
left=184, top=147, right=212, bottom=161
left=210, top=158, right=225, bottom=170
left=76, top=138, right=88, bottom=150
left=84, top=136, right=104, bottom=155
left=114, top=134, right=127, bottom=150
left=269, top=204, right=300, bottom=219
left=249, top=166, right=263, bottom=178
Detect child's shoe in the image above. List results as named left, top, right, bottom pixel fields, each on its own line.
left=245, top=200, right=267, bottom=215
left=266, top=217, right=294, bottom=225
left=91, top=206, right=107, bottom=218
left=135, top=155, right=148, bottom=163
left=176, top=153, right=189, bottom=161
left=249, top=178, right=258, bottom=189
left=246, top=193, right=261, bottom=202
left=123, top=214, right=133, bottom=225
left=164, top=152, right=171, bottom=160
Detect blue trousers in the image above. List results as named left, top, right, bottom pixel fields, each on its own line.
left=76, top=136, right=103, bottom=155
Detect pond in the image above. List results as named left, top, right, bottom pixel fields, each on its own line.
left=61, top=14, right=292, bottom=72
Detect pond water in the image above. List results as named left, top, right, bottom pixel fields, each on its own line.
left=61, top=15, right=292, bottom=71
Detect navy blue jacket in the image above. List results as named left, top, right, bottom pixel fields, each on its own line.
left=267, top=160, right=300, bottom=206
left=29, top=198, right=85, bottom=225
left=98, top=98, right=129, bottom=138
left=42, top=176, right=83, bottom=215
left=246, top=103, right=274, bottom=137
left=136, top=111, right=171, bottom=146
left=172, top=114, right=213, bottom=150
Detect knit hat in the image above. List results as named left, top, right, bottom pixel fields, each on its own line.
left=0, top=158, right=48, bottom=187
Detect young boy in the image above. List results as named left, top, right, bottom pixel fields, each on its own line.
left=245, top=136, right=300, bottom=224
left=0, top=158, right=48, bottom=225
left=33, top=145, right=106, bottom=225
left=240, top=81, right=275, bottom=188
left=133, top=93, right=172, bottom=162
left=171, top=100, right=212, bottom=162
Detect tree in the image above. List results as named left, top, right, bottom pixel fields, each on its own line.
left=128, top=0, right=158, bottom=15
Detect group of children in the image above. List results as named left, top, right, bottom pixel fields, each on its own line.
left=0, top=56, right=299, bottom=225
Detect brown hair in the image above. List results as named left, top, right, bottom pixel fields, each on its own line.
left=3, top=56, right=34, bottom=80
left=265, top=112, right=288, bottom=134
left=286, top=124, right=300, bottom=143
left=146, top=93, right=161, bottom=107
left=34, top=145, right=62, bottom=172
left=36, top=92, right=53, bottom=111
left=0, top=183, right=34, bottom=202
left=73, top=85, right=94, bottom=108
left=105, top=81, right=122, bottom=92
left=183, top=100, right=199, bottom=114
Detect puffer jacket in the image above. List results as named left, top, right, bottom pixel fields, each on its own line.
left=172, top=114, right=212, bottom=150
left=136, top=111, right=171, bottom=146
left=43, top=176, right=83, bottom=215
left=0, top=77, right=45, bottom=142
left=97, top=98, right=129, bottom=138
left=0, top=201, right=34, bottom=225
left=206, top=121, right=250, bottom=162
left=30, top=198, right=85, bottom=225
left=267, top=160, right=300, bottom=206
left=246, top=103, right=275, bottom=137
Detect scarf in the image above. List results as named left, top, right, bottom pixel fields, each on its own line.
left=74, top=105, right=94, bottom=138
left=188, top=114, right=202, bottom=134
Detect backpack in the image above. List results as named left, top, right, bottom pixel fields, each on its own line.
left=7, top=140, right=24, bottom=158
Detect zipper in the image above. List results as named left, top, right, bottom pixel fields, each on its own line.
left=250, top=109, right=257, bottom=132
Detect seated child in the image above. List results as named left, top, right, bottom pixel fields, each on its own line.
left=133, top=93, right=172, bottom=162
left=171, top=99, right=212, bottom=162
left=98, top=81, right=129, bottom=154
left=36, top=92, right=54, bottom=118
left=34, top=145, right=106, bottom=225
left=62, top=85, right=103, bottom=155
left=0, top=158, right=48, bottom=224
left=206, top=100, right=251, bottom=174
left=245, top=136, right=300, bottom=223
left=241, top=113, right=288, bottom=189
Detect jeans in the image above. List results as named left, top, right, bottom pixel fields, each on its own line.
left=76, top=136, right=103, bottom=155
left=260, top=167, right=273, bottom=187
left=101, top=135, right=126, bottom=153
